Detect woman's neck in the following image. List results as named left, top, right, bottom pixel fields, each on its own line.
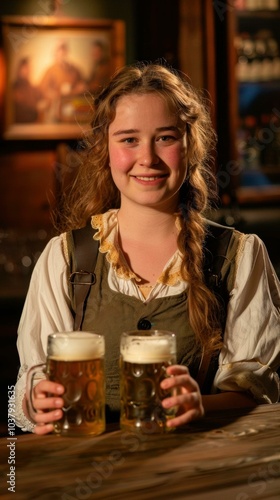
left=117, top=205, right=178, bottom=242
left=116, top=206, right=179, bottom=284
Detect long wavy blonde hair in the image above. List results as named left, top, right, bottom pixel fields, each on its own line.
left=57, top=62, right=222, bottom=353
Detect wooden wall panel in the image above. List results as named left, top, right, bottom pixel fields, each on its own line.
left=0, top=150, right=56, bottom=230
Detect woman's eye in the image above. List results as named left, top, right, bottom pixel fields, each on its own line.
left=122, top=137, right=135, bottom=144
left=158, top=135, right=176, bottom=142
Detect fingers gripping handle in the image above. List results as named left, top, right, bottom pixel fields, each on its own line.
left=26, top=363, right=46, bottom=423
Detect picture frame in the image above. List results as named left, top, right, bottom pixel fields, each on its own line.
left=0, top=16, right=125, bottom=140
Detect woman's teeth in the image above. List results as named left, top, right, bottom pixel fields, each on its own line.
left=136, top=176, right=162, bottom=181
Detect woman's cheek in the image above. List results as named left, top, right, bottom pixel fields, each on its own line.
left=109, top=147, right=133, bottom=172
left=164, top=143, right=186, bottom=165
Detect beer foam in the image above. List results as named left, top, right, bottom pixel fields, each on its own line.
left=121, top=338, right=175, bottom=364
left=48, top=332, right=104, bottom=361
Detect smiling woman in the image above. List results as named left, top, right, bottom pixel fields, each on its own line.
left=108, top=93, right=188, bottom=213
left=14, top=62, right=280, bottom=436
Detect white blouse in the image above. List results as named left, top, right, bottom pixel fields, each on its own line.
left=15, top=211, right=280, bottom=431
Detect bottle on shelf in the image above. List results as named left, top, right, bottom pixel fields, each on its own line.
left=236, top=32, right=257, bottom=81
left=236, top=30, right=280, bottom=82
left=266, top=35, right=280, bottom=80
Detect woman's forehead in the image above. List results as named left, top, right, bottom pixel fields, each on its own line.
left=109, top=93, right=183, bottom=130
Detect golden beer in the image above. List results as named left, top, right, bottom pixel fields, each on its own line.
left=120, top=330, right=177, bottom=433
left=46, top=332, right=105, bottom=436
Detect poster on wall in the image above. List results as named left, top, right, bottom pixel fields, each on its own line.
left=0, top=16, right=125, bottom=140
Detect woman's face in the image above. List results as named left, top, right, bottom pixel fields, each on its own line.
left=108, top=93, right=188, bottom=212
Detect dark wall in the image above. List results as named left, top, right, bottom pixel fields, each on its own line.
left=134, top=0, right=180, bottom=67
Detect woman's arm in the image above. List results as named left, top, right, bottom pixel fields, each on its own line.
left=15, top=235, right=74, bottom=432
left=161, top=235, right=279, bottom=427
left=214, top=234, right=280, bottom=405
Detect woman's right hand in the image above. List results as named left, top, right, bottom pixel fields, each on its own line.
left=25, top=379, right=65, bottom=435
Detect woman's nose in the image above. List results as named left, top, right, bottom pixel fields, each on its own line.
left=138, top=144, right=159, bottom=166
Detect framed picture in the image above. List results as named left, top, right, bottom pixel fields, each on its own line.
left=0, top=16, right=125, bottom=140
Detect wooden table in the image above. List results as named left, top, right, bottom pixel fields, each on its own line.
left=1, top=404, right=280, bottom=499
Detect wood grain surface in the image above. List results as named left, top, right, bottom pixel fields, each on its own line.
left=1, top=404, right=279, bottom=499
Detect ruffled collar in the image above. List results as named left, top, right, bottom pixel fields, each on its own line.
left=91, top=209, right=184, bottom=286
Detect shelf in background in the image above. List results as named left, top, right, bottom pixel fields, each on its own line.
left=236, top=184, right=280, bottom=204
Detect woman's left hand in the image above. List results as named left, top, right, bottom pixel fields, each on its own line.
left=161, top=365, right=204, bottom=428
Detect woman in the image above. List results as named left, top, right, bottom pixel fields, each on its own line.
left=15, top=62, right=280, bottom=434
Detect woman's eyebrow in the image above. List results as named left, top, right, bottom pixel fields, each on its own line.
left=112, top=126, right=180, bottom=136
left=112, top=129, right=139, bottom=136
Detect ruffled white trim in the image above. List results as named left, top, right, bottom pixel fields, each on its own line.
left=15, top=365, right=35, bottom=433
left=91, top=209, right=184, bottom=286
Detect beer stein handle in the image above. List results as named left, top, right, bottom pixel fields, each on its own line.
left=26, top=363, right=46, bottom=423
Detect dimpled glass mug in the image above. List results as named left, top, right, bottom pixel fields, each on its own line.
left=26, top=331, right=105, bottom=436
left=120, top=330, right=177, bottom=434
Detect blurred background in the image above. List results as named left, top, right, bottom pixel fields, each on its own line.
left=0, top=0, right=279, bottom=433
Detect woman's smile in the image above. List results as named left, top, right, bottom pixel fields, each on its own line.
left=131, top=173, right=168, bottom=184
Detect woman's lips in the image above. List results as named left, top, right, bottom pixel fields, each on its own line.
left=136, top=176, right=163, bottom=181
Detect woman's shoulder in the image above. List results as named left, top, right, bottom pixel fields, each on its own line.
left=33, top=234, right=66, bottom=272
left=236, top=232, right=272, bottom=263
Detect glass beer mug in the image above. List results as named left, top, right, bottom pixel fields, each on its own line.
left=26, top=331, right=105, bottom=436
left=120, top=330, right=177, bottom=434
